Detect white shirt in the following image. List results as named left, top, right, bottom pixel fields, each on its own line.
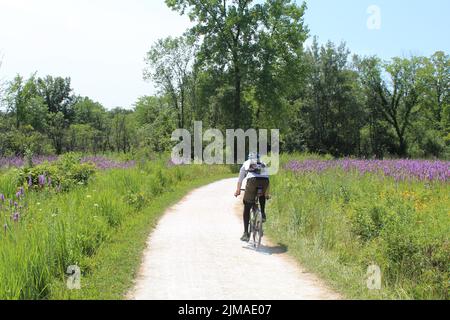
left=238, top=160, right=269, bottom=184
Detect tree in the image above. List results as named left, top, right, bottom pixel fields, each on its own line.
left=357, top=56, right=424, bottom=156
left=5, top=75, right=39, bottom=129
left=67, top=124, right=95, bottom=152
left=134, top=96, right=177, bottom=152
left=418, top=51, right=449, bottom=131
left=251, top=0, right=308, bottom=130
left=0, top=56, right=5, bottom=108
left=165, top=0, right=308, bottom=129
left=289, top=40, right=364, bottom=156
left=36, top=76, right=76, bottom=120
left=45, top=111, right=66, bottom=154
left=73, top=97, right=109, bottom=153
left=110, top=108, right=135, bottom=153
left=144, top=36, right=196, bottom=129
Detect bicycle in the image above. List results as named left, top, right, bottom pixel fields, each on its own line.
left=241, top=186, right=265, bottom=250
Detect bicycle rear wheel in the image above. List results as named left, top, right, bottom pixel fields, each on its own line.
left=252, top=217, right=257, bottom=247
left=249, top=209, right=257, bottom=247
left=254, top=213, right=263, bottom=249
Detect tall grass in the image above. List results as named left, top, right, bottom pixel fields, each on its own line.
left=266, top=154, right=449, bottom=299
left=0, top=158, right=232, bottom=300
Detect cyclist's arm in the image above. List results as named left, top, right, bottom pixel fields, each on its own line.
left=235, top=165, right=247, bottom=196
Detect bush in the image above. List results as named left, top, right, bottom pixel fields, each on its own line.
left=15, top=152, right=96, bottom=192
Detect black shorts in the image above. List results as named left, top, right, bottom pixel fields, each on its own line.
left=243, top=177, right=269, bottom=204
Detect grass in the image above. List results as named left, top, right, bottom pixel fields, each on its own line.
left=0, top=157, right=233, bottom=300
left=50, top=171, right=233, bottom=299
left=2, top=152, right=448, bottom=300
left=265, top=154, right=449, bottom=300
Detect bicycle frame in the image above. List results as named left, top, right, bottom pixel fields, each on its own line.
left=249, top=186, right=265, bottom=249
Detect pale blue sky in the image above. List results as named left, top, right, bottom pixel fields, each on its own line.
left=304, top=0, right=450, bottom=58
left=0, top=0, right=448, bottom=109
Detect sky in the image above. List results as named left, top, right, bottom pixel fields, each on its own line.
left=0, top=0, right=448, bottom=110
left=304, top=0, right=450, bottom=59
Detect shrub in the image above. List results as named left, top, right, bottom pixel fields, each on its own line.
left=15, top=152, right=96, bottom=192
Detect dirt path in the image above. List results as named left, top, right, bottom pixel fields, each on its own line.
left=127, top=178, right=340, bottom=300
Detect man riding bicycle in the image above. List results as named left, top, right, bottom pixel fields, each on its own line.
left=234, top=152, right=270, bottom=242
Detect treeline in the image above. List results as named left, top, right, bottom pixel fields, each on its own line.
left=0, top=72, right=179, bottom=156
left=0, top=75, right=136, bottom=155
left=0, top=0, right=449, bottom=159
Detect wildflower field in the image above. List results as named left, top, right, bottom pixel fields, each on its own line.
left=0, top=154, right=232, bottom=299
left=0, top=151, right=448, bottom=300
left=267, top=154, right=450, bottom=299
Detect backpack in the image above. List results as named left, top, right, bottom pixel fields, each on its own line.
left=248, top=160, right=265, bottom=175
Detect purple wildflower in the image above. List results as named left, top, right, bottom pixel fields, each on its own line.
left=38, top=175, right=46, bottom=186
left=285, top=159, right=450, bottom=183
left=28, top=176, right=33, bottom=187
left=0, top=155, right=58, bottom=169
left=12, top=212, right=20, bottom=222
left=81, top=156, right=136, bottom=170
left=0, top=194, right=4, bottom=202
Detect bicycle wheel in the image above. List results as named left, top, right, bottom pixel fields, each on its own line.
left=254, top=213, right=263, bottom=249
left=249, top=209, right=257, bottom=247
left=248, top=210, right=254, bottom=244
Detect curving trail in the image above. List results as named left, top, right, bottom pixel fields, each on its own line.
left=127, top=178, right=340, bottom=300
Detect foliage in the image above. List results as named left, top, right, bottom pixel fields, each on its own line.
left=267, top=154, right=450, bottom=299
left=15, top=153, right=96, bottom=192
left=166, top=0, right=309, bottom=130
left=144, top=36, right=196, bottom=129
left=0, top=158, right=232, bottom=299
left=134, top=96, right=177, bottom=152
left=0, top=2, right=448, bottom=160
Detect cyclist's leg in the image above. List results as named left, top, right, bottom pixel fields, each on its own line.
left=258, top=179, right=270, bottom=220
left=243, top=201, right=252, bottom=234
left=243, top=178, right=257, bottom=203
left=242, top=178, right=257, bottom=239
left=259, top=196, right=266, bottom=220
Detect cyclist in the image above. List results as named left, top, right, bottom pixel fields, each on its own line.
left=234, top=152, right=270, bottom=242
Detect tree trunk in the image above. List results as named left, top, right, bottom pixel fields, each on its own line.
left=234, top=64, right=241, bottom=129
left=393, top=123, right=407, bottom=157
left=180, top=88, right=185, bottom=129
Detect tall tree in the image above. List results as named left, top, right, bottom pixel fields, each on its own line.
left=5, top=75, right=38, bottom=129
left=144, top=36, right=196, bottom=129
left=134, top=96, right=177, bottom=152
left=45, top=111, right=66, bottom=154
left=165, top=0, right=308, bottom=129
left=357, top=56, right=424, bottom=156
left=110, top=108, right=134, bottom=153
left=418, top=51, right=450, bottom=131
left=36, top=76, right=76, bottom=120
left=73, top=97, right=109, bottom=153
left=294, top=39, right=364, bottom=156
left=0, top=56, right=4, bottom=107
